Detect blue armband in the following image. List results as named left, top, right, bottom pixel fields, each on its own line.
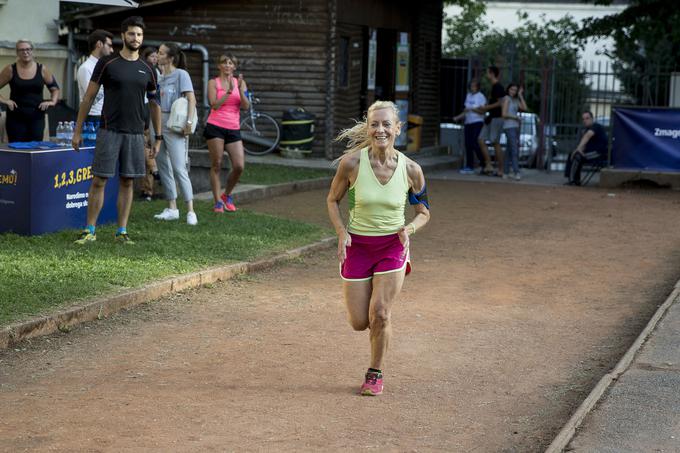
left=408, top=185, right=430, bottom=209
left=45, top=77, right=59, bottom=90
left=146, top=91, right=160, bottom=105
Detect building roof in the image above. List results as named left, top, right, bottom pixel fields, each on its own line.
left=487, top=0, right=629, bottom=4
left=61, top=0, right=176, bottom=21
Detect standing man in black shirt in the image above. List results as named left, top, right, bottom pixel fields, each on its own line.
left=72, top=16, right=161, bottom=244
left=564, top=111, right=609, bottom=186
left=477, top=66, right=506, bottom=176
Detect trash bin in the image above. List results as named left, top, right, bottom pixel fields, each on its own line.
left=407, top=114, right=423, bottom=152
left=280, top=107, right=315, bottom=158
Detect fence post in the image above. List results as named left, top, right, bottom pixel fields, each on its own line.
left=546, top=56, right=557, bottom=172
left=537, top=52, right=549, bottom=170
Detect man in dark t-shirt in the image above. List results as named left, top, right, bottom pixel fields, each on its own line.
left=564, top=111, right=609, bottom=185
left=477, top=66, right=506, bottom=176
left=72, top=16, right=162, bottom=244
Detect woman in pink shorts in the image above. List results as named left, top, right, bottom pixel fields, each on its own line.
left=205, top=54, right=250, bottom=212
left=327, top=100, right=430, bottom=396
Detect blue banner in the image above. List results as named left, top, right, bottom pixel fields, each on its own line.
left=0, top=147, right=118, bottom=235
left=0, top=151, right=31, bottom=233
left=612, top=107, right=680, bottom=171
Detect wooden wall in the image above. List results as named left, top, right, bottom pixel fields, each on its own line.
left=410, top=0, right=442, bottom=148
left=88, top=0, right=332, bottom=156
left=84, top=0, right=442, bottom=157
left=332, top=22, right=364, bottom=156
left=337, top=0, right=410, bottom=30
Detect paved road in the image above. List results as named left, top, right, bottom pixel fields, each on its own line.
left=567, top=291, right=680, bottom=452
left=1, top=180, right=679, bottom=452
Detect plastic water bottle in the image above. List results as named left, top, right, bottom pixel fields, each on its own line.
left=65, top=121, right=73, bottom=144
left=61, top=122, right=70, bottom=146
left=56, top=122, right=65, bottom=145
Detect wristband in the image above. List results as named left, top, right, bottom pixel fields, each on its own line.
left=407, top=223, right=416, bottom=235
left=155, top=134, right=163, bottom=141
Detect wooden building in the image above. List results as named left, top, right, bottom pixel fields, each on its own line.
left=63, top=0, right=443, bottom=158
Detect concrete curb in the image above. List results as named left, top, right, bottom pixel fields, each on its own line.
left=232, top=177, right=333, bottom=204
left=545, top=280, right=680, bottom=453
left=0, top=237, right=335, bottom=350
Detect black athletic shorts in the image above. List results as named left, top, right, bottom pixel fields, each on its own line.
left=203, top=122, right=241, bottom=144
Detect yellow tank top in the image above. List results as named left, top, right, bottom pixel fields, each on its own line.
left=347, top=148, right=409, bottom=236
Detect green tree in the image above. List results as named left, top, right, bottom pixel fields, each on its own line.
left=443, top=4, right=588, bottom=123
left=579, top=0, right=680, bottom=105
left=442, top=0, right=488, bottom=58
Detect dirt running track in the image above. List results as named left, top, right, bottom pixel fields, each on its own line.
left=2, top=180, right=680, bottom=452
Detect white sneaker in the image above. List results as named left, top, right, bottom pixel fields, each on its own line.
left=187, top=211, right=198, bottom=226
left=514, top=173, right=522, bottom=181
left=154, top=208, right=179, bottom=220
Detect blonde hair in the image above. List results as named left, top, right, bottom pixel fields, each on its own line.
left=217, top=54, right=239, bottom=92
left=15, top=39, right=34, bottom=51
left=217, top=53, right=239, bottom=67
left=334, top=100, right=401, bottom=156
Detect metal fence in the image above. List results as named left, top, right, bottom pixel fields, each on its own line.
left=442, top=57, right=679, bottom=170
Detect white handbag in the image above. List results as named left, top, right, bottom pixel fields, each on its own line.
left=166, top=96, right=197, bottom=134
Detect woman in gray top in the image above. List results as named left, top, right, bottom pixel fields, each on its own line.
left=501, top=83, right=527, bottom=180
left=153, top=42, right=198, bottom=225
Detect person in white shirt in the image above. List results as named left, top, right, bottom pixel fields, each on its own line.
left=454, top=79, right=489, bottom=174
left=77, top=29, right=114, bottom=123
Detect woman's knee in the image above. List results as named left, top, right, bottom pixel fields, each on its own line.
left=349, top=316, right=369, bottom=331
left=347, top=313, right=369, bottom=331
left=230, top=162, right=244, bottom=175
left=210, top=158, right=222, bottom=172
left=369, top=307, right=391, bottom=330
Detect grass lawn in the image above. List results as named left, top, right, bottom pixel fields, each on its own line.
left=0, top=199, right=331, bottom=326
left=238, top=163, right=333, bottom=185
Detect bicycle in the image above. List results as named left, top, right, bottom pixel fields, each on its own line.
left=240, top=91, right=280, bottom=155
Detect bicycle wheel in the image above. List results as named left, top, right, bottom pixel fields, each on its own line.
left=240, top=113, right=280, bottom=155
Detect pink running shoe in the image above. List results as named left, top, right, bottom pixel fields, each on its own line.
left=213, top=200, right=225, bottom=213
left=220, top=193, right=237, bottom=212
left=360, top=370, right=383, bottom=396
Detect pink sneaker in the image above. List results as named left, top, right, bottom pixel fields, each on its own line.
left=360, top=370, right=383, bottom=396
left=220, top=193, right=237, bottom=212
left=213, top=200, right=225, bottom=213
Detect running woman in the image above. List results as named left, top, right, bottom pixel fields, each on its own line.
left=205, top=54, right=249, bottom=212
left=327, top=100, right=430, bottom=396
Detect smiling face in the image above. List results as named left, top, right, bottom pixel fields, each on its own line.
left=218, top=57, right=236, bottom=76
left=15, top=41, right=33, bottom=63
left=368, top=107, right=400, bottom=152
left=508, top=85, right=518, bottom=97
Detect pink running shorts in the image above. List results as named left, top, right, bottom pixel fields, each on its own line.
left=340, top=233, right=412, bottom=281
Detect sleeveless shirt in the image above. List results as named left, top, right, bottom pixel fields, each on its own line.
left=206, top=76, right=241, bottom=130
left=9, top=63, right=45, bottom=118
left=347, top=148, right=409, bottom=236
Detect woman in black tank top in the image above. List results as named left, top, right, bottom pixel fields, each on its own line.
left=0, top=40, right=60, bottom=142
